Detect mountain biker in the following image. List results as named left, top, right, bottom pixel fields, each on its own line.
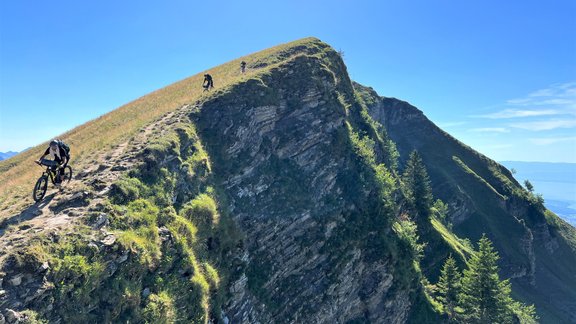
left=37, top=140, right=69, bottom=184
left=203, top=74, right=214, bottom=91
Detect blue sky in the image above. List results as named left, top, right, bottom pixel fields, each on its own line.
left=1, top=0, right=575, bottom=162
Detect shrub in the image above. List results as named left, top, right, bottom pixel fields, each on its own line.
left=393, top=219, right=426, bottom=261
left=432, top=199, right=449, bottom=223
left=157, top=206, right=177, bottom=226
left=110, top=177, right=143, bottom=205
left=19, top=310, right=47, bottom=324
left=204, top=262, right=220, bottom=287
left=181, top=194, right=219, bottom=229
left=142, top=292, right=176, bottom=324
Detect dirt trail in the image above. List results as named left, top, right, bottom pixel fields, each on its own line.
left=0, top=107, right=190, bottom=264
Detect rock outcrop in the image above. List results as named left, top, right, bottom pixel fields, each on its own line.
left=195, top=49, right=413, bottom=323
left=1, top=37, right=575, bottom=323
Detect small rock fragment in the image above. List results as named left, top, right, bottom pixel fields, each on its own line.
left=37, top=261, right=50, bottom=273
left=4, top=309, right=21, bottom=323
left=9, top=275, right=22, bottom=287
left=101, top=234, right=116, bottom=246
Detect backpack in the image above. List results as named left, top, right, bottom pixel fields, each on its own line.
left=57, top=139, right=71, bottom=158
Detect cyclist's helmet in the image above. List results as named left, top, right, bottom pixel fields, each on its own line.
left=50, top=140, right=59, bottom=147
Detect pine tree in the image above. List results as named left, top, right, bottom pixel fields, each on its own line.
left=402, top=151, right=433, bottom=218
left=459, top=235, right=513, bottom=323
left=437, top=255, right=461, bottom=321
left=379, top=128, right=400, bottom=172
left=524, top=179, right=534, bottom=192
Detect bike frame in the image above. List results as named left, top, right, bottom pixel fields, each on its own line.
left=33, top=160, right=71, bottom=202
left=36, top=161, right=61, bottom=185
left=43, top=166, right=57, bottom=185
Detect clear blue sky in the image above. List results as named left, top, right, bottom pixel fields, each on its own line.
left=1, top=0, right=575, bottom=162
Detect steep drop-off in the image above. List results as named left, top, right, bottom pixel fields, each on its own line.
left=194, top=49, right=418, bottom=323
left=356, top=83, right=576, bottom=323
left=0, top=37, right=574, bottom=323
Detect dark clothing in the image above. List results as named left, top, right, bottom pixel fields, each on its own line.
left=39, top=159, right=59, bottom=167
left=240, top=61, right=246, bottom=73
left=43, top=146, right=68, bottom=164
left=41, top=146, right=69, bottom=183
left=203, top=74, right=214, bottom=90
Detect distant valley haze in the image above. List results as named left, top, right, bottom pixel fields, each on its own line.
left=501, top=161, right=576, bottom=226
left=1, top=1, right=575, bottom=162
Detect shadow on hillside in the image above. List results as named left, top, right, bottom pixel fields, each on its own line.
left=0, top=193, right=56, bottom=237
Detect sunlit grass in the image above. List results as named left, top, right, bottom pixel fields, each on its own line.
left=430, top=217, right=474, bottom=262
left=0, top=37, right=325, bottom=219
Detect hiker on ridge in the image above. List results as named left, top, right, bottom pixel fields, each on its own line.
left=240, top=61, right=246, bottom=74
left=203, top=74, right=214, bottom=91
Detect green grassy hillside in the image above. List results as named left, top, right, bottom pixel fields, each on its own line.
left=1, top=37, right=571, bottom=323
left=356, top=82, right=576, bottom=323
left=0, top=37, right=327, bottom=219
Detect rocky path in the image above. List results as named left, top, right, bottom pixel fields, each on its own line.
left=0, top=107, right=189, bottom=265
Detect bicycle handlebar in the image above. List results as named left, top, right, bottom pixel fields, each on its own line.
left=36, top=160, right=58, bottom=167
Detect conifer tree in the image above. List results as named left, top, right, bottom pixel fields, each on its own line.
left=379, top=128, right=400, bottom=172
left=524, top=179, right=534, bottom=193
left=402, top=150, right=433, bottom=218
left=459, top=235, right=513, bottom=323
left=437, top=255, right=461, bottom=321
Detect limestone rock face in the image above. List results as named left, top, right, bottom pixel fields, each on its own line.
left=2, top=38, right=574, bottom=324
left=195, top=53, right=411, bottom=323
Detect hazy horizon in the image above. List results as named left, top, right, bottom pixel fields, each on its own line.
left=501, top=161, right=576, bottom=227
left=1, top=1, right=575, bottom=162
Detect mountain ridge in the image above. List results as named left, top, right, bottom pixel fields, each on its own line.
left=0, top=37, right=574, bottom=323
left=356, top=82, right=576, bottom=322
left=0, top=152, right=18, bottom=161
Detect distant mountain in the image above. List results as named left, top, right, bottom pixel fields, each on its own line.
left=0, top=38, right=574, bottom=323
left=360, top=83, right=576, bottom=323
left=0, top=151, right=18, bottom=161
left=500, top=161, right=576, bottom=227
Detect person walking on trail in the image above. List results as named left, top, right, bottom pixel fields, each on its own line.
left=203, top=74, right=214, bottom=91
left=37, top=140, right=70, bottom=185
left=240, top=61, right=246, bottom=74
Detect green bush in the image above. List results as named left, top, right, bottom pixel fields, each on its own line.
left=142, top=292, right=176, bottom=324
left=393, top=219, right=426, bottom=261
left=349, top=127, right=376, bottom=165
left=157, top=206, right=177, bottom=226
left=181, top=194, right=219, bottom=229
left=169, top=216, right=198, bottom=247
left=114, top=199, right=161, bottom=267
left=126, top=199, right=159, bottom=228
left=18, top=310, right=48, bottom=324
left=432, top=199, right=449, bottom=223
left=109, top=177, right=143, bottom=205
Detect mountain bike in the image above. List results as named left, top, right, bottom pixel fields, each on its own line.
left=33, top=159, right=73, bottom=202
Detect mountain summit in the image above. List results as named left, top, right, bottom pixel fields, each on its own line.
left=0, top=38, right=574, bottom=323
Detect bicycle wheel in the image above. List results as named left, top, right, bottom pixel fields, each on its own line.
left=61, top=166, right=73, bottom=183
left=33, top=176, right=48, bottom=202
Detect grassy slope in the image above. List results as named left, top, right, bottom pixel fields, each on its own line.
left=0, top=37, right=325, bottom=219
left=6, top=36, right=571, bottom=321
left=358, top=86, right=576, bottom=323
left=0, top=38, right=349, bottom=322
